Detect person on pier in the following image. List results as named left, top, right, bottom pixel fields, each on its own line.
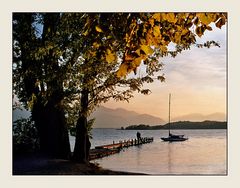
left=137, top=132, right=141, bottom=144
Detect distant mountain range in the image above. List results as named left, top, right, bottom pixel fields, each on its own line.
left=91, top=106, right=226, bottom=128
left=90, top=106, right=166, bottom=128
left=173, top=112, right=226, bottom=122
left=12, top=106, right=166, bottom=128
left=12, top=106, right=226, bottom=129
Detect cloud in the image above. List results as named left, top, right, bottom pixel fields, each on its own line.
left=162, top=40, right=226, bottom=91
left=103, top=24, right=227, bottom=119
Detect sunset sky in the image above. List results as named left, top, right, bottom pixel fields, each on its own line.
left=3, top=2, right=240, bottom=186
left=102, top=24, right=227, bottom=120
left=11, top=15, right=227, bottom=123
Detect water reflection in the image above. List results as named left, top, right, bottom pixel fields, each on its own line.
left=167, top=142, right=172, bottom=173
left=136, top=145, right=142, bottom=166
left=88, top=129, right=227, bottom=175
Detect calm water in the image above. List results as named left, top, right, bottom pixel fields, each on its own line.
left=70, top=129, right=227, bottom=175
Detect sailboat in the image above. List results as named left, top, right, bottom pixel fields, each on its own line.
left=161, top=94, right=188, bottom=142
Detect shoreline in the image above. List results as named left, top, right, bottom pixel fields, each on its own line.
left=13, top=154, right=147, bottom=175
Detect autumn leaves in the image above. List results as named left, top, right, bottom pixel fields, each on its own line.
left=116, top=13, right=227, bottom=78
left=78, top=13, right=227, bottom=79
left=194, top=13, right=226, bottom=37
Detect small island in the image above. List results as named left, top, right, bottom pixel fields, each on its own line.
left=123, top=121, right=227, bottom=130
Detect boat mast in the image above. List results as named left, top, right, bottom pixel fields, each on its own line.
left=168, top=93, right=171, bottom=136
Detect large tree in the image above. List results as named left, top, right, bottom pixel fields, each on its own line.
left=13, top=13, right=226, bottom=162
left=53, top=13, right=165, bottom=162
left=58, top=13, right=227, bottom=163
left=13, top=13, right=71, bottom=158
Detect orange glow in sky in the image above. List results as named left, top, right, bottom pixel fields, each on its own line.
left=102, top=25, right=227, bottom=121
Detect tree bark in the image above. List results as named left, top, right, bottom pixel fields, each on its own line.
left=72, top=115, right=90, bottom=163
left=72, top=88, right=91, bottom=163
left=32, top=97, right=71, bottom=159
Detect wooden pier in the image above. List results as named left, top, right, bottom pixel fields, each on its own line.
left=90, top=137, right=154, bottom=160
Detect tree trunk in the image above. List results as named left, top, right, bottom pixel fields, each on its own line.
left=32, top=99, right=71, bottom=159
left=72, top=88, right=91, bottom=163
left=32, top=13, right=71, bottom=159
left=72, top=115, right=90, bottom=163
left=35, top=13, right=71, bottom=159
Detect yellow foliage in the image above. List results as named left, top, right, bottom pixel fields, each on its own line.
left=146, top=33, right=153, bottom=45
left=95, top=25, right=103, bottom=32
left=207, top=13, right=218, bottom=22
left=116, top=12, right=226, bottom=77
left=173, top=32, right=182, bottom=44
left=117, top=56, right=146, bottom=77
left=148, top=18, right=155, bottom=27
left=197, top=13, right=212, bottom=25
left=135, top=49, right=141, bottom=56
left=163, top=13, right=177, bottom=23
left=89, top=50, right=97, bottom=57
left=105, top=49, right=116, bottom=63
left=176, top=13, right=188, bottom=20
left=125, top=33, right=130, bottom=43
left=83, top=29, right=89, bottom=36
left=132, top=56, right=145, bottom=67
left=125, top=54, right=134, bottom=61
left=140, top=38, right=147, bottom=46
left=153, top=26, right=161, bottom=37
left=181, top=28, right=189, bottom=36
left=160, top=45, right=168, bottom=53
left=152, top=13, right=161, bottom=22
left=93, top=42, right=100, bottom=49
left=28, top=93, right=37, bottom=110
left=117, top=63, right=129, bottom=78
left=140, top=45, right=154, bottom=55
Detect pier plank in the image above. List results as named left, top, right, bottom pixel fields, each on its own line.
left=90, top=137, right=153, bottom=160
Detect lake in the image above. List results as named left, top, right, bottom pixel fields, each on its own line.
left=69, top=129, right=227, bottom=175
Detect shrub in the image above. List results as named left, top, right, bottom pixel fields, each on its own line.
left=13, top=118, right=39, bottom=154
